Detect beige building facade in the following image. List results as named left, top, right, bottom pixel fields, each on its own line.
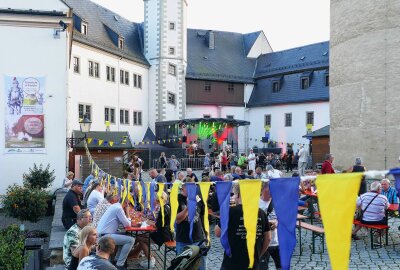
left=330, top=0, right=400, bottom=170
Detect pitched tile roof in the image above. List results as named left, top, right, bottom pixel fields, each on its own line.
left=243, top=31, right=262, bottom=56
left=248, top=41, right=329, bottom=107
left=303, top=125, right=330, bottom=138
left=186, top=29, right=257, bottom=83
left=64, top=0, right=149, bottom=66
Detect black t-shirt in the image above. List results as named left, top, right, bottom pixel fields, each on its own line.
left=220, top=205, right=270, bottom=270
left=175, top=194, right=205, bottom=243
left=188, top=173, right=199, bottom=182
left=62, top=189, right=82, bottom=219
left=208, top=192, right=220, bottom=213
left=151, top=204, right=173, bottom=246
left=258, top=155, right=266, bottom=165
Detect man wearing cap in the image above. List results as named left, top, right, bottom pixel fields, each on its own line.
left=62, top=179, right=84, bottom=229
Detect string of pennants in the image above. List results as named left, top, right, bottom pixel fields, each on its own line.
left=84, top=140, right=400, bottom=270
left=86, top=136, right=182, bottom=147
left=249, top=138, right=310, bottom=146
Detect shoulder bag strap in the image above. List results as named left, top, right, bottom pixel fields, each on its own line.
left=361, top=193, right=380, bottom=215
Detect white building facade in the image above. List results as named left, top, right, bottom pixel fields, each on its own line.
left=0, top=0, right=72, bottom=194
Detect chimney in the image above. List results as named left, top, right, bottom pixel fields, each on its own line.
left=207, top=30, right=215, bottom=49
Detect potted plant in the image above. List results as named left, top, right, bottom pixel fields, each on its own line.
left=23, top=163, right=55, bottom=215
left=2, top=184, right=48, bottom=230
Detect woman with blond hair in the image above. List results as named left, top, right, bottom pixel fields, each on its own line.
left=68, top=225, right=97, bottom=270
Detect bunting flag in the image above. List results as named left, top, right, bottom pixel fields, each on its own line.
left=199, top=182, right=212, bottom=244
left=216, top=181, right=233, bottom=257
left=156, top=183, right=166, bottom=226
left=239, top=180, right=262, bottom=269
left=150, top=182, right=156, bottom=211
left=137, top=181, right=143, bottom=208
left=316, top=173, right=363, bottom=270
left=141, top=181, right=147, bottom=209
left=122, top=179, right=128, bottom=203
left=389, top=168, right=400, bottom=196
left=98, top=139, right=104, bottom=146
left=109, top=141, right=114, bottom=146
left=269, top=177, right=300, bottom=270
left=186, top=183, right=197, bottom=242
left=169, top=181, right=180, bottom=232
left=146, top=182, right=151, bottom=209
left=127, top=180, right=135, bottom=207
left=87, top=138, right=93, bottom=144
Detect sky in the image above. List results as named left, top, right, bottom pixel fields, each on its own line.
left=92, top=0, right=330, bottom=52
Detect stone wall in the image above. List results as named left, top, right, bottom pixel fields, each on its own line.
left=49, top=191, right=67, bottom=266
left=330, top=0, right=400, bottom=170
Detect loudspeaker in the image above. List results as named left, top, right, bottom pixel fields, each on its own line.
left=182, top=136, right=187, bottom=143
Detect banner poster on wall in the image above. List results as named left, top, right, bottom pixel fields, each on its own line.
left=4, top=76, right=46, bottom=153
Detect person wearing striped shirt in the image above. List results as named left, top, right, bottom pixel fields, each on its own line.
left=380, top=178, right=399, bottom=204
left=352, top=181, right=389, bottom=240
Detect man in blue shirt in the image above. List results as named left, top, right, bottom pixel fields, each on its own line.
left=381, top=178, right=399, bottom=204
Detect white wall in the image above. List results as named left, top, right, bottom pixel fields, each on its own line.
left=0, top=25, right=69, bottom=194
left=247, top=32, right=273, bottom=58
left=68, top=43, right=149, bottom=143
left=247, top=101, right=330, bottom=153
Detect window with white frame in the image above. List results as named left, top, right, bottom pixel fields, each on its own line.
left=120, top=109, right=129, bottom=124
left=133, top=111, right=142, bottom=126
left=203, top=114, right=211, bottom=119
left=78, top=104, right=92, bottom=121
left=169, top=47, right=175, bottom=55
left=272, top=81, right=280, bottom=92
left=306, top=111, right=314, bottom=125
left=104, top=107, right=115, bottom=123
left=88, top=61, right=100, bottom=78
left=133, top=74, right=142, bottom=89
left=73, top=57, right=80, bottom=73
left=264, top=114, right=271, bottom=126
left=120, top=70, right=129, bottom=85
left=81, top=22, right=88, bottom=35
left=106, top=66, right=115, bottom=82
left=168, top=64, right=176, bottom=76
left=169, top=22, right=175, bottom=30
left=285, top=113, right=292, bottom=127
left=168, top=92, right=176, bottom=105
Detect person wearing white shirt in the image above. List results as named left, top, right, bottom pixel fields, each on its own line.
left=97, top=199, right=134, bottom=269
left=87, top=182, right=104, bottom=217
left=247, top=149, right=256, bottom=172
left=266, top=165, right=283, bottom=179
left=297, top=145, right=308, bottom=176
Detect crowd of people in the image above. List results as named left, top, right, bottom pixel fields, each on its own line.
left=60, top=149, right=400, bottom=269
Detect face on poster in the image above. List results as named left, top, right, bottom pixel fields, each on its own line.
left=4, top=76, right=46, bottom=153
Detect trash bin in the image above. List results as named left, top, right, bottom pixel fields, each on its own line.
left=24, top=238, right=44, bottom=270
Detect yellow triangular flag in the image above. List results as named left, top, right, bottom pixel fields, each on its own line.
left=138, top=181, right=143, bottom=208
left=109, top=141, right=114, bottom=146
left=87, top=138, right=93, bottom=144
left=239, top=180, right=262, bottom=269
left=316, top=173, right=362, bottom=270
left=156, top=183, right=165, bottom=227
left=169, top=182, right=180, bottom=232
left=127, top=180, right=135, bottom=207
left=122, top=179, right=128, bottom=203
left=199, top=182, right=212, bottom=244
left=98, top=139, right=103, bottom=146
left=146, top=182, right=151, bottom=209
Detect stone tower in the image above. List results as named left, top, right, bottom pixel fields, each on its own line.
left=330, top=1, right=400, bottom=170
left=143, top=0, right=187, bottom=131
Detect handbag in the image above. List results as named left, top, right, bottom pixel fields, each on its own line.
left=355, top=193, right=379, bottom=221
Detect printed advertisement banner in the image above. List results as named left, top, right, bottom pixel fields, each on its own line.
left=4, top=76, right=46, bottom=153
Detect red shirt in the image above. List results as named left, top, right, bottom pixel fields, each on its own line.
left=321, top=160, right=335, bottom=174
left=221, top=155, right=228, bottom=165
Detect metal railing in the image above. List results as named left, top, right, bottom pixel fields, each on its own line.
left=152, top=157, right=206, bottom=170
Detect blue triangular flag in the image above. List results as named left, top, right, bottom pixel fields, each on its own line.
left=216, top=181, right=233, bottom=257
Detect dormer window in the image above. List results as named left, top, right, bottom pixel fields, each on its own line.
left=118, top=37, right=124, bottom=49
left=301, top=77, right=309, bottom=89
left=81, top=22, right=88, bottom=35
left=324, top=74, right=329, bottom=87
left=272, top=81, right=280, bottom=93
